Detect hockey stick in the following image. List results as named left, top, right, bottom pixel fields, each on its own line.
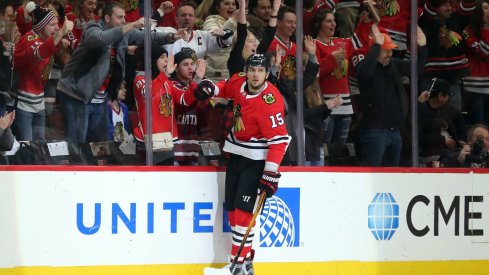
left=204, top=191, right=267, bottom=275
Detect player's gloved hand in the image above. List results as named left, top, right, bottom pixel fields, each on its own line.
left=194, top=79, right=215, bottom=100
left=258, top=170, right=281, bottom=198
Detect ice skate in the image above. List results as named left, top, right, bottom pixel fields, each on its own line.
left=203, top=261, right=242, bottom=275
left=241, top=249, right=254, bottom=275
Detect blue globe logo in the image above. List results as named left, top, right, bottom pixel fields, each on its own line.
left=368, top=193, right=399, bottom=240
left=259, top=196, right=296, bottom=247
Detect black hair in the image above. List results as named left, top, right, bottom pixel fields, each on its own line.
left=466, top=0, right=489, bottom=38
left=277, top=6, right=295, bottom=21
left=249, top=0, right=270, bottom=14
left=429, top=78, right=451, bottom=98
left=208, top=0, right=236, bottom=16
left=101, top=1, right=123, bottom=19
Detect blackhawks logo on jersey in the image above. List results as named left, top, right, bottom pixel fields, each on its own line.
left=120, top=0, right=138, bottom=11
left=27, top=34, right=38, bottom=41
left=159, top=82, right=172, bottom=118
left=331, top=59, right=348, bottom=80
left=159, top=93, right=172, bottom=118
left=376, top=0, right=400, bottom=17
left=263, top=93, right=276, bottom=104
left=283, top=55, right=296, bottom=80
left=238, top=72, right=246, bottom=77
left=233, top=104, right=245, bottom=132
left=439, top=25, right=462, bottom=49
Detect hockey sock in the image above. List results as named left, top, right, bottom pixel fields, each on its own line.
left=231, top=208, right=254, bottom=263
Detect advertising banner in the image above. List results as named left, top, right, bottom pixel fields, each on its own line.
left=1, top=168, right=489, bottom=274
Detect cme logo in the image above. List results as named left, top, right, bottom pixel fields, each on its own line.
left=368, top=193, right=399, bottom=241
left=259, top=188, right=300, bottom=247
left=368, top=193, right=484, bottom=240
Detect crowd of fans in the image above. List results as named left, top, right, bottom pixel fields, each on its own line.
left=1, top=0, right=489, bottom=167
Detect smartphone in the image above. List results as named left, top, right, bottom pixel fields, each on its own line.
left=427, top=78, right=437, bottom=97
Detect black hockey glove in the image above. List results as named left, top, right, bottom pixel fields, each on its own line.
left=194, top=79, right=215, bottom=100
left=258, top=171, right=281, bottom=198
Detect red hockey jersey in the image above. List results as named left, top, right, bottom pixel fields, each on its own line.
left=462, top=27, right=489, bottom=94
left=316, top=37, right=354, bottom=115
left=376, top=0, right=411, bottom=52
left=65, top=13, right=99, bottom=50
left=214, top=73, right=291, bottom=170
left=14, top=30, right=58, bottom=113
left=268, top=35, right=297, bottom=80
left=132, top=72, right=195, bottom=142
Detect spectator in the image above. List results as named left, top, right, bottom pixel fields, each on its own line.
left=107, top=80, right=131, bottom=142
left=132, top=46, right=197, bottom=165
left=202, top=0, right=237, bottom=82
left=310, top=9, right=354, bottom=144
left=57, top=2, right=178, bottom=143
left=417, top=78, right=467, bottom=163
left=461, top=0, right=489, bottom=125
left=13, top=6, right=73, bottom=141
left=456, top=123, right=489, bottom=167
left=227, top=0, right=280, bottom=76
left=272, top=35, right=343, bottom=165
left=169, top=47, right=208, bottom=165
left=303, top=79, right=343, bottom=166
left=161, top=1, right=235, bottom=59
left=0, top=20, right=20, bottom=107
left=15, top=0, right=49, bottom=35
left=66, top=0, right=99, bottom=50
left=356, top=25, right=426, bottom=166
left=249, top=0, right=272, bottom=25
left=419, top=0, right=476, bottom=111
left=302, top=0, right=335, bottom=36
left=268, top=6, right=296, bottom=80
left=0, top=1, right=15, bottom=21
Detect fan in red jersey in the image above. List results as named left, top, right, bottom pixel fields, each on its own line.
left=13, top=5, right=73, bottom=141
left=195, top=54, right=290, bottom=275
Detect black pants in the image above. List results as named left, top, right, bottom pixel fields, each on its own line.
left=224, top=154, right=265, bottom=213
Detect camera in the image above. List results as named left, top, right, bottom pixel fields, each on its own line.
left=466, top=138, right=489, bottom=167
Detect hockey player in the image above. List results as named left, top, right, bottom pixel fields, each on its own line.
left=196, top=54, right=291, bottom=275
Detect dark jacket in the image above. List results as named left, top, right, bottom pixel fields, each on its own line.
left=357, top=43, right=427, bottom=129
left=58, top=20, right=172, bottom=103
left=418, top=101, right=466, bottom=156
